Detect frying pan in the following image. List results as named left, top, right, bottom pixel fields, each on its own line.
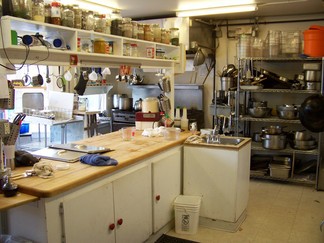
left=299, top=94, right=324, bottom=132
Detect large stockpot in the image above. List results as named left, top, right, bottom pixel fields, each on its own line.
left=263, top=125, right=285, bottom=135
left=262, top=134, right=287, bottom=150
left=118, top=97, right=133, bottom=110
left=220, top=77, right=234, bottom=91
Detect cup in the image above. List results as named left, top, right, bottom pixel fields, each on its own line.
left=121, top=127, right=136, bottom=141
left=3, top=145, right=16, bottom=170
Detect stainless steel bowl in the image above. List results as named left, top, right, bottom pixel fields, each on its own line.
left=277, top=104, right=300, bottom=120
left=248, top=107, right=272, bottom=118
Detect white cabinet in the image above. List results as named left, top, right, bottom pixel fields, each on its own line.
left=7, top=163, right=152, bottom=243
left=183, top=142, right=251, bottom=232
left=151, top=147, right=182, bottom=233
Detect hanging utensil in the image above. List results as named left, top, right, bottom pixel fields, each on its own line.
left=56, top=66, right=64, bottom=89
left=22, top=65, right=31, bottom=86
left=46, top=65, right=51, bottom=83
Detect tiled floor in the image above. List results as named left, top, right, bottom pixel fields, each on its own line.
left=167, top=180, right=324, bottom=243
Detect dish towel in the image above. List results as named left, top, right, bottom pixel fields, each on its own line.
left=80, top=154, right=118, bottom=166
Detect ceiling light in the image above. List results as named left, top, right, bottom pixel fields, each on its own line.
left=176, top=4, right=258, bottom=17
left=60, top=0, right=118, bottom=14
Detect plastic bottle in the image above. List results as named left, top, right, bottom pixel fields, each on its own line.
left=174, top=107, right=181, bottom=128
left=164, top=114, right=173, bottom=127
left=180, top=107, right=188, bottom=131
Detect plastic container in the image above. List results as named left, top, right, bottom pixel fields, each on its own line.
left=174, top=195, right=201, bottom=234
left=304, top=25, right=324, bottom=57
left=19, top=123, right=29, bottom=134
left=164, top=127, right=180, bottom=140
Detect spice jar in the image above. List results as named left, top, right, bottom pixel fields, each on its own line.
left=12, top=0, right=32, bottom=19
left=111, top=10, right=123, bottom=36
left=137, top=23, right=144, bottom=40
left=84, top=11, right=94, bottom=30
left=144, top=24, right=154, bottom=41
left=130, top=43, right=138, bottom=57
left=170, top=27, right=179, bottom=45
left=44, top=3, right=51, bottom=23
left=153, top=24, right=161, bottom=43
left=122, top=18, right=132, bottom=38
left=93, top=38, right=107, bottom=54
left=132, top=21, right=138, bottom=39
left=51, top=1, right=61, bottom=25
left=94, top=13, right=104, bottom=32
left=123, top=43, right=131, bottom=56
left=104, top=15, right=111, bottom=34
left=62, top=5, right=74, bottom=28
left=161, top=28, right=170, bottom=44
left=32, top=0, right=44, bottom=22
left=73, top=4, right=82, bottom=29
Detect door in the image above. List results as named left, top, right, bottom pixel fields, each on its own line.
left=152, top=147, right=182, bottom=232
left=114, top=165, right=152, bottom=243
left=63, top=183, right=115, bottom=243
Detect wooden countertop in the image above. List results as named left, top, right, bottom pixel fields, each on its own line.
left=8, top=131, right=192, bottom=200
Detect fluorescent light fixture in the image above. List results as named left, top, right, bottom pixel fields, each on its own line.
left=60, top=0, right=118, bottom=14
left=176, top=4, right=258, bottom=17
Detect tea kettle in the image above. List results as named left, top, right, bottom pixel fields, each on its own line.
left=134, top=98, right=143, bottom=111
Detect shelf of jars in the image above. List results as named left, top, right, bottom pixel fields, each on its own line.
left=0, top=16, right=184, bottom=70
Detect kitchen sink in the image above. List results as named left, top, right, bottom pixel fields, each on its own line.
left=202, top=136, right=245, bottom=145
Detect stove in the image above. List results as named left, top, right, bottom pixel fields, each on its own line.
left=111, top=109, right=136, bottom=132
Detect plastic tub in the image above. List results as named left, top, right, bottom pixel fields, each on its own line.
left=163, top=127, right=181, bottom=141
left=19, top=123, right=30, bottom=134
left=174, top=195, right=201, bottom=234
left=304, top=25, right=324, bottom=57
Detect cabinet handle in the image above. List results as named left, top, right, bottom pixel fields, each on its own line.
left=117, top=218, right=123, bottom=225
left=109, top=223, right=115, bottom=230
left=156, top=195, right=161, bottom=201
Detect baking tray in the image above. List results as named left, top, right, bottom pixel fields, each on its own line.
left=32, top=148, right=86, bottom=163
left=49, top=143, right=112, bottom=154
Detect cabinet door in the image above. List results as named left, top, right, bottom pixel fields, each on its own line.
left=152, top=148, right=182, bottom=232
left=114, top=165, right=152, bottom=243
left=62, top=183, right=115, bottom=243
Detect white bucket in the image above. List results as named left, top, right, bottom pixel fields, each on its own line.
left=174, top=195, right=201, bottom=234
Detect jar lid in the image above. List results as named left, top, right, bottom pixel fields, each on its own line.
left=130, top=43, right=138, bottom=47
left=51, top=1, right=61, bottom=7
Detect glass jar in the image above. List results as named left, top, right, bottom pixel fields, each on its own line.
left=123, top=43, right=131, bottom=56
left=93, top=38, right=107, bottom=54
left=170, top=27, right=179, bottom=46
left=161, top=28, right=170, bottom=44
left=132, top=21, right=138, bottom=39
left=51, top=1, right=61, bottom=25
left=72, top=4, right=82, bottom=29
left=62, top=5, right=74, bottom=28
left=32, top=0, right=44, bottom=22
left=111, top=10, right=123, bottom=36
left=130, top=43, right=138, bottom=57
left=144, top=24, right=154, bottom=41
left=153, top=24, right=161, bottom=43
left=137, top=23, right=144, bottom=40
left=104, top=15, right=111, bottom=34
left=94, top=13, right=104, bottom=32
left=12, top=0, right=32, bottom=19
left=84, top=11, right=94, bottom=31
left=50, top=1, right=61, bottom=25
left=122, top=18, right=132, bottom=38
left=44, top=3, right=51, bottom=23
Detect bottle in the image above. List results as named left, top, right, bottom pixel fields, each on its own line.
left=32, top=0, right=45, bottom=23
left=72, top=4, right=82, bottom=29
left=44, top=3, right=51, bottom=23
left=62, top=5, right=74, bottom=28
left=180, top=107, right=188, bottom=131
left=50, top=1, right=61, bottom=25
left=164, top=114, right=173, bottom=127
left=174, top=107, right=181, bottom=128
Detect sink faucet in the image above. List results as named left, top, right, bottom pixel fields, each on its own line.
left=210, top=125, right=220, bottom=143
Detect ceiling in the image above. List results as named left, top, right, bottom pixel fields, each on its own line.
left=100, top=0, right=324, bottom=20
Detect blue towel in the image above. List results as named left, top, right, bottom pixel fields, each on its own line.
left=80, top=154, right=118, bottom=166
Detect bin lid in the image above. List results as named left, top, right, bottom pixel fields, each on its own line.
left=174, top=195, right=201, bottom=206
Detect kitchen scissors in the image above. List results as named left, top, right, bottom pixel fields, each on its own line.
left=13, top=113, right=26, bottom=125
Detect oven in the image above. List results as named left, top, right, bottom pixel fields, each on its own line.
left=111, top=109, right=136, bottom=132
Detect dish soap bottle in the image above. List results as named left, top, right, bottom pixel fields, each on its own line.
left=174, top=107, right=181, bottom=128
left=181, top=107, right=188, bottom=131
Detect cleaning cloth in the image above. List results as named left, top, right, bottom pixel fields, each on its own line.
left=80, top=154, right=118, bottom=166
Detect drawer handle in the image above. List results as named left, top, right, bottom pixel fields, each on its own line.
left=109, top=223, right=115, bottom=230
left=117, top=218, right=123, bottom=226
left=156, top=195, right=161, bottom=201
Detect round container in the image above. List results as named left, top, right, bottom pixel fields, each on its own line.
left=153, top=24, right=161, bottom=42
left=144, top=24, right=154, bottom=41
left=122, top=17, right=132, bottom=38
left=44, top=3, right=51, bottom=23
left=248, top=107, right=272, bottom=118
left=137, top=23, right=144, bottom=40
left=132, top=21, right=138, bottom=39
left=32, top=0, right=44, bottom=22
left=164, top=127, right=181, bottom=141
left=93, top=38, right=107, bottom=54
left=130, top=43, right=138, bottom=57
left=62, top=5, right=74, bottom=28
left=170, top=27, right=179, bottom=46
left=72, top=4, right=82, bottom=29
left=220, top=77, right=234, bottom=91
left=304, top=27, right=324, bottom=57
left=12, top=0, right=32, bottom=19
left=262, top=134, right=287, bottom=150
left=50, top=1, right=61, bottom=25
left=113, top=94, right=122, bottom=108
left=304, top=70, right=321, bottom=81
left=161, top=28, right=170, bottom=44
left=142, top=97, right=159, bottom=113
left=118, top=97, right=133, bottom=110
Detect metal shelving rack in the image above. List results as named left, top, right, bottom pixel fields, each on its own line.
left=235, top=57, right=324, bottom=187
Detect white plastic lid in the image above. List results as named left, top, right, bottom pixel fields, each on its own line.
left=174, top=195, right=201, bottom=206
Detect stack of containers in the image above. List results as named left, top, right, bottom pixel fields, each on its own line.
left=174, top=195, right=202, bottom=234
left=267, top=30, right=281, bottom=57
left=269, top=156, right=292, bottom=179
left=236, top=34, right=252, bottom=58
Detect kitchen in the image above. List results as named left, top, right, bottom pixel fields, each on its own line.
left=0, top=0, right=324, bottom=242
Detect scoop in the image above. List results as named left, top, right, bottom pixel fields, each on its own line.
left=193, top=48, right=205, bottom=67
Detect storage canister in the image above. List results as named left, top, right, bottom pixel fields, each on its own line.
left=32, top=0, right=45, bottom=22
left=122, top=18, right=133, bottom=38
left=72, top=4, right=82, bottom=29
left=61, top=5, right=74, bottom=28
left=170, top=27, right=179, bottom=46
left=304, top=25, right=324, bottom=57
left=50, top=1, right=61, bottom=25
left=93, top=38, right=107, bottom=54
left=44, top=3, right=51, bottom=23
left=153, top=24, right=161, bottom=42
left=144, top=24, right=154, bottom=41
left=137, top=23, right=144, bottom=40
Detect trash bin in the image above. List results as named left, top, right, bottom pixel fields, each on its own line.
left=174, top=195, right=201, bottom=234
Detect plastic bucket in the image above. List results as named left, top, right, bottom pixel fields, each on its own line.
left=174, top=195, right=201, bottom=234
left=304, top=26, right=324, bottom=57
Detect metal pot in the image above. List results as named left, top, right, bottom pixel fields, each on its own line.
left=220, top=77, right=234, bottom=91
left=295, top=130, right=312, bottom=141
left=264, top=125, right=285, bottom=135
left=277, top=105, right=300, bottom=120
left=304, top=70, right=321, bottom=81
left=262, top=134, right=287, bottom=150
left=252, top=132, right=262, bottom=142
left=113, top=94, right=123, bottom=109
left=118, top=97, right=133, bottom=110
